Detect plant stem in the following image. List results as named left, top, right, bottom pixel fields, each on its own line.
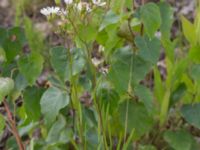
left=67, top=47, right=85, bottom=149
left=94, top=94, right=108, bottom=149
left=159, top=89, right=171, bottom=125
left=3, top=100, right=25, bottom=150
left=68, top=14, right=107, bottom=149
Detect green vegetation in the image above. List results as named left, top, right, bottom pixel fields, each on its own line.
left=0, top=0, right=200, bottom=149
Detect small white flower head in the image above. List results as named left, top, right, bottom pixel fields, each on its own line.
left=99, top=67, right=108, bottom=75
left=40, top=6, right=61, bottom=16
left=76, top=2, right=82, bottom=11
left=75, top=2, right=91, bottom=12
left=92, top=57, right=103, bottom=67
left=86, top=4, right=92, bottom=12
left=58, top=9, right=67, bottom=16
left=64, top=0, right=73, bottom=5
left=40, top=7, right=51, bottom=16
left=92, top=0, right=106, bottom=6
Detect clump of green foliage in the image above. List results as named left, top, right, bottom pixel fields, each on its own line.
left=1, top=0, right=200, bottom=149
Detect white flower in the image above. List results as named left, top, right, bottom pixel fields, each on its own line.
left=92, top=58, right=103, bottom=67
left=58, top=9, right=67, bottom=16
left=76, top=2, right=82, bottom=11
left=92, top=0, right=106, bottom=6
left=40, top=6, right=61, bottom=16
left=40, top=7, right=51, bottom=16
left=75, top=2, right=91, bottom=12
left=64, top=0, right=73, bottom=5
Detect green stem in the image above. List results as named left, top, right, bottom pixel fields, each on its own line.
left=68, top=15, right=107, bottom=149
left=159, top=89, right=171, bottom=126
left=67, top=47, right=85, bottom=149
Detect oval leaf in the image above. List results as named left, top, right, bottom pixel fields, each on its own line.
left=140, top=3, right=161, bottom=38
left=181, top=103, right=200, bottom=129
left=40, top=87, right=69, bottom=124
left=0, top=77, right=14, bottom=102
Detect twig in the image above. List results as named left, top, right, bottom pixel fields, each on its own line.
left=3, top=100, right=25, bottom=150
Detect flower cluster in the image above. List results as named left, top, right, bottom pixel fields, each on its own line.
left=64, top=0, right=73, bottom=5
left=40, top=0, right=106, bottom=17
left=92, top=0, right=106, bottom=6
left=40, top=6, right=66, bottom=17
left=75, top=2, right=92, bottom=12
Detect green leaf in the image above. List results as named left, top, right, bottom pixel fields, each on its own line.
left=161, top=38, right=175, bottom=63
left=96, top=81, right=120, bottom=114
left=159, top=2, right=174, bottom=39
left=50, top=46, right=68, bottom=81
left=11, top=73, right=28, bottom=102
left=0, top=27, right=7, bottom=45
left=40, top=87, right=69, bottom=124
left=0, top=114, right=5, bottom=132
left=8, top=27, right=26, bottom=45
left=78, top=24, right=97, bottom=42
left=0, top=46, right=6, bottom=62
left=24, top=17, right=44, bottom=52
left=85, top=128, right=99, bottom=149
left=96, top=30, right=108, bottom=46
left=99, top=10, right=120, bottom=31
left=18, top=52, right=44, bottom=85
left=3, top=37, right=22, bottom=63
left=119, top=101, right=154, bottom=139
left=2, top=27, right=26, bottom=62
left=110, top=0, right=133, bottom=12
left=23, top=86, right=44, bottom=122
left=164, top=130, right=195, bottom=150
left=172, top=58, right=189, bottom=83
left=153, top=67, right=164, bottom=104
left=181, top=16, right=197, bottom=45
left=71, top=48, right=86, bottom=76
left=14, top=73, right=28, bottom=92
left=108, top=46, right=151, bottom=94
left=135, top=35, right=160, bottom=64
left=50, top=46, right=85, bottom=81
left=6, top=137, right=18, bottom=150
left=0, top=77, right=14, bottom=102
left=189, top=64, right=200, bottom=84
left=189, top=46, right=200, bottom=63
left=139, top=145, right=156, bottom=150
left=46, top=115, right=73, bottom=144
left=105, top=25, right=123, bottom=54
left=140, top=3, right=161, bottom=38
left=170, top=83, right=187, bottom=106
left=118, top=21, right=134, bottom=42
left=134, top=84, right=153, bottom=113
left=181, top=103, right=200, bottom=129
